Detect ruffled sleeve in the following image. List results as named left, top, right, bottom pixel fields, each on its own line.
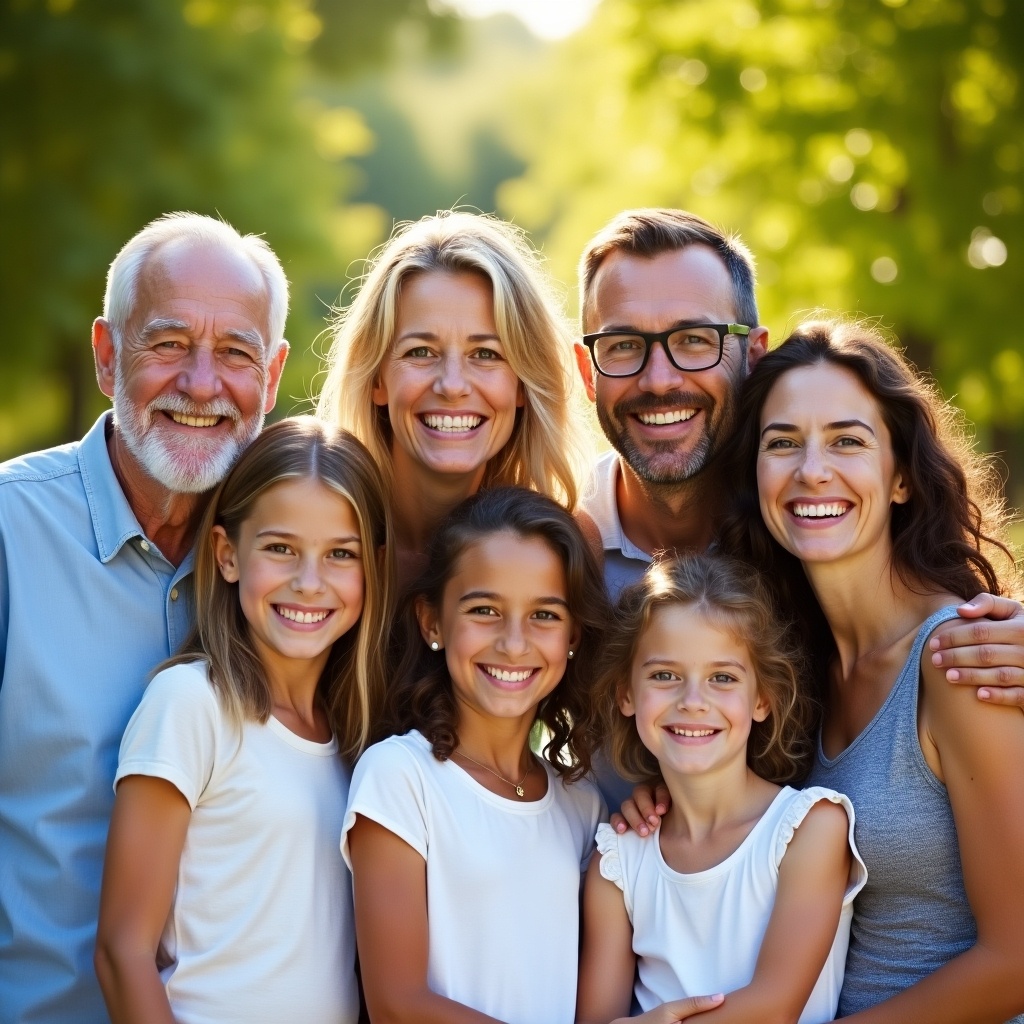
left=595, top=822, right=624, bottom=890
left=774, top=786, right=868, bottom=904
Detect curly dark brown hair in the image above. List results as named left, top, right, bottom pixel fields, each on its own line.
left=594, top=553, right=815, bottom=787
left=385, top=487, right=611, bottom=782
left=721, top=319, right=1019, bottom=688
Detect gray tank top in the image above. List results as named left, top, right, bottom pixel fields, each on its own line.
left=808, top=606, right=1024, bottom=1022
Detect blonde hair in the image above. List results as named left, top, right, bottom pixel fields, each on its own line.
left=164, top=416, right=395, bottom=761
left=316, top=211, right=586, bottom=508
left=596, top=553, right=815, bottom=786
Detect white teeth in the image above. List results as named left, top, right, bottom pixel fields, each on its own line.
left=422, top=414, right=483, bottom=432
left=792, top=502, right=849, bottom=518
left=483, top=666, right=532, bottom=682
left=669, top=727, right=716, bottom=737
left=638, top=409, right=696, bottom=425
left=276, top=607, right=330, bottom=624
left=169, top=411, right=220, bottom=428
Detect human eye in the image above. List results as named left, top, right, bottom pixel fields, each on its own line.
left=835, top=435, right=867, bottom=448
left=531, top=608, right=562, bottom=622
left=762, top=436, right=798, bottom=451
left=329, top=547, right=359, bottom=560
left=710, top=672, right=739, bottom=684
left=606, top=334, right=644, bottom=352
left=265, top=542, right=292, bottom=555
left=649, top=670, right=679, bottom=683
left=467, top=605, right=499, bottom=617
left=401, top=344, right=435, bottom=359
left=470, top=346, right=504, bottom=361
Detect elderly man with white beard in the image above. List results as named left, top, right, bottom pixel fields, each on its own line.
left=0, top=213, right=288, bottom=1023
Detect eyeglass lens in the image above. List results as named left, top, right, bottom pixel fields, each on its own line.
left=593, top=327, right=722, bottom=375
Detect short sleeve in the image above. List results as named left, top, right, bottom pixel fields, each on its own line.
left=341, top=738, right=430, bottom=870
left=115, top=661, right=220, bottom=809
left=775, top=786, right=868, bottom=904
left=595, top=823, right=624, bottom=890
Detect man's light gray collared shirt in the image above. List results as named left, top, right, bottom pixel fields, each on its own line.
left=0, top=412, right=195, bottom=1023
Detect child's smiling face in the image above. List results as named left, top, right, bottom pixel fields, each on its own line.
left=418, top=530, right=579, bottom=731
left=621, top=603, right=769, bottom=782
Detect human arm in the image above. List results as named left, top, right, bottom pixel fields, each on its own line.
left=94, top=776, right=191, bottom=1024
left=931, top=593, right=1024, bottom=705
left=840, top=624, right=1024, bottom=1023
left=347, top=815, right=507, bottom=1024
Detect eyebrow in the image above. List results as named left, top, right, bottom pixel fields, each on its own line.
left=599, top=318, right=722, bottom=334
left=760, top=418, right=876, bottom=438
left=140, top=320, right=264, bottom=352
left=396, top=331, right=502, bottom=343
left=640, top=657, right=748, bottom=670
left=458, top=590, right=569, bottom=608
left=255, top=530, right=362, bottom=545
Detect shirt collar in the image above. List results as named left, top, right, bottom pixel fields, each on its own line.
left=77, top=412, right=150, bottom=564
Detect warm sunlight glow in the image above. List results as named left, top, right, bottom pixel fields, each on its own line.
left=441, top=0, right=600, bottom=39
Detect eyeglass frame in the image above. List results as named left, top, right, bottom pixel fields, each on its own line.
left=581, top=323, right=752, bottom=378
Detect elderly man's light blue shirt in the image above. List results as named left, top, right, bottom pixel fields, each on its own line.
left=0, top=413, right=195, bottom=1023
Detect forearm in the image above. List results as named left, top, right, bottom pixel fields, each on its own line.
left=94, top=943, right=177, bottom=1024
left=364, top=984, right=507, bottom=1024
left=842, top=943, right=1024, bottom=1024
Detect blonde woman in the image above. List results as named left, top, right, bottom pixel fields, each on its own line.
left=317, top=211, right=588, bottom=582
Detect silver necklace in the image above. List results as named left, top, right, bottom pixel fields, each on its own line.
left=455, top=749, right=532, bottom=798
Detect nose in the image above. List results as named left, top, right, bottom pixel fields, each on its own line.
left=637, top=339, right=684, bottom=395
left=177, top=345, right=222, bottom=404
left=495, top=617, right=530, bottom=659
left=677, top=677, right=708, bottom=712
left=433, top=351, right=472, bottom=400
left=795, top=440, right=833, bottom=485
left=291, top=554, right=326, bottom=595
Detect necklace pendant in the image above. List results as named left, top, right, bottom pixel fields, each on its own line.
left=515, top=785, right=525, bottom=797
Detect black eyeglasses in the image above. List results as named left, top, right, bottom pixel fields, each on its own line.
left=582, top=323, right=751, bottom=378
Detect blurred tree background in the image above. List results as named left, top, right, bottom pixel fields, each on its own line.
left=2, top=0, right=1022, bottom=507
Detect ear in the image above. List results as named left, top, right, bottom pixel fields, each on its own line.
left=745, top=326, right=769, bottom=372
left=211, top=525, right=240, bottom=583
left=516, top=378, right=525, bottom=409
left=573, top=342, right=597, bottom=403
left=752, top=689, right=771, bottom=724
left=371, top=372, right=389, bottom=408
left=263, top=339, right=289, bottom=414
left=415, top=595, right=442, bottom=649
left=891, top=468, right=911, bottom=506
left=618, top=685, right=636, bottom=718
left=93, top=318, right=117, bottom=400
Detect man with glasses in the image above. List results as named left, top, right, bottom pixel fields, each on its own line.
left=573, top=210, right=1024, bottom=797
left=575, top=208, right=766, bottom=597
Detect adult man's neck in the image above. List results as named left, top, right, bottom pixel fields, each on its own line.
left=106, top=426, right=206, bottom=568
left=615, top=455, right=722, bottom=557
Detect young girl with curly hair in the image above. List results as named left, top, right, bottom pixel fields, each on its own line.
left=578, top=553, right=866, bottom=1024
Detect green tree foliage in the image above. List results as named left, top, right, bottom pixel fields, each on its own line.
left=502, top=0, right=1023, bottom=455
left=0, top=0, right=444, bottom=454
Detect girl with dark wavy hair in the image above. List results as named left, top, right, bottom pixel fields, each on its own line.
left=721, top=320, right=1024, bottom=1023
left=342, top=487, right=614, bottom=1024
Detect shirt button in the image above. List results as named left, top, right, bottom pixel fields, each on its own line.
left=140, top=540, right=150, bottom=552
left=170, top=588, right=179, bottom=601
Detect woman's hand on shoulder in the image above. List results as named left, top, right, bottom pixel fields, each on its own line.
left=930, top=593, right=1024, bottom=707
left=606, top=993, right=725, bottom=1024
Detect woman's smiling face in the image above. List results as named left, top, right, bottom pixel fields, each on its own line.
left=756, top=361, right=909, bottom=571
left=372, top=270, right=523, bottom=489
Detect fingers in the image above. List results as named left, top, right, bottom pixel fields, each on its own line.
left=956, top=594, right=1024, bottom=621
left=660, top=993, right=726, bottom=1020
left=613, top=783, right=669, bottom=836
left=977, top=686, right=1024, bottom=707
left=930, top=617, right=1024, bottom=685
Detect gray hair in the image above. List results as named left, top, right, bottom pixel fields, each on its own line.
left=579, top=208, right=759, bottom=330
left=103, top=212, right=289, bottom=353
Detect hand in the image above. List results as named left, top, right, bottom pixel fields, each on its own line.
left=608, top=781, right=671, bottom=836
left=930, top=594, right=1024, bottom=706
left=618, top=993, right=725, bottom=1023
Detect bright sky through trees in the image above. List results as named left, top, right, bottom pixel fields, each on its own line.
left=442, top=0, right=599, bottom=39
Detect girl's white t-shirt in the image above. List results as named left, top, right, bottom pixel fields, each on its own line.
left=597, top=785, right=867, bottom=1024
left=115, top=661, right=358, bottom=1024
left=341, top=729, right=605, bottom=1024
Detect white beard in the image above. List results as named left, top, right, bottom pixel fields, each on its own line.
left=112, top=378, right=263, bottom=494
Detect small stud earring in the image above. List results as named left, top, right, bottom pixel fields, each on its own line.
left=430, top=641, right=440, bottom=651
left=567, top=649, right=575, bottom=659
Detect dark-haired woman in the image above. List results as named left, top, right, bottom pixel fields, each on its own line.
left=723, top=320, right=1024, bottom=1023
